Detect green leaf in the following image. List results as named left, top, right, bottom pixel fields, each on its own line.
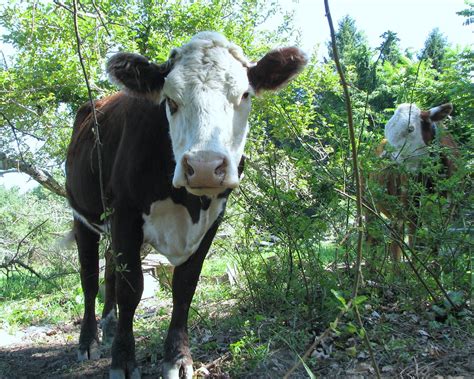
left=354, top=295, right=368, bottom=305
left=331, top=289, right=347, bottom=307
left=297, top=354, right=316, bottom=379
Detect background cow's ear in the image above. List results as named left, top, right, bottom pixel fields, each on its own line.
left=248, top=47, right=308, bottom=94
left=107, top=53, right=172, bottom=100
left=429, top=103, right=453, bottom=121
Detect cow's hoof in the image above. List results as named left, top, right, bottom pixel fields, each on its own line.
left=77, top=340, right=100, bottom=361
left=162, top=359, right=193, bottom=379
left=100, top=311, right=117, bottom=347
left=109, top=367, right=141, bottom=379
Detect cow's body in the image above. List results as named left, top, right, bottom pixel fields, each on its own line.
left=366, top=103, right=459, bottom=261
left=66, top=32, right=307, bottom=379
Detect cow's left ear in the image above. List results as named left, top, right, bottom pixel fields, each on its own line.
left=107, top=53, right=172, bottom=100
left=429, top=103, right=453, bottom=121
left=248, top=47, right=308, bottom=94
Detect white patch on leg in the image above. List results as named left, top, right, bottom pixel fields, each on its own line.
left=109, top=369, right=126, bottom=379
left=162, top=360, right=193, bottom=379
left=89, top=340, right=101, bottom=359
left=77, top=349, right=88, bottom=362
left=100, top=310, right=117, bottom=346
left=109, top=367, right=140, bottom=379
left=77, top=340, right=100, bottom=361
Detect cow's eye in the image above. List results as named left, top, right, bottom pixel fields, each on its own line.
left=241, top=92, right=250, bottom=100
left=167, top=98, right=179, bottom=114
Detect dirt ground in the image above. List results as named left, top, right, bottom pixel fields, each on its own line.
left=1, top=302, right=473, bottom=378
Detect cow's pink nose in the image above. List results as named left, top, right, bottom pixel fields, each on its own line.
left=183, top=154, right=227, bottom=188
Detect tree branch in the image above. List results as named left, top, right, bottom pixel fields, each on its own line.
left=0, top=151, right=67, bottom=197
left=324, top=0, right=364, bottom=300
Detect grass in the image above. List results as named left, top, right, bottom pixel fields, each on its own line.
left=2, top=237, right=471, bottom=377
left=0, top=270, right=88, bottom=329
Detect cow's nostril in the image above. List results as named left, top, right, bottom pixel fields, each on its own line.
left=183, top=159, right=195, bottom=177
left=215, top=161, right=226, bottom=177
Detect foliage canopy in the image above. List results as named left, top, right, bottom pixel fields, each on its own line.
left=0, top=1, right=472, bottom=376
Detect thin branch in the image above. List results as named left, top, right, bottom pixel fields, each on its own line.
left=53, top=0, right=97, bottom=19
left=7, top=99, right=40, bottom=116
left=72, top=0, right=138, bottom=293
left=2, top=112, right=26, bottom=163
left=324, top=0, right=364, bottom=301
left=1, top=110, right=46, bottom=140
left=90, top=0, right=111, bottom=37
left=14, top=220, right=48, bottom=261
left=354, top=305, right=381, bottom=377
left=284, top=2, right=369, bottom=376
left=0, top=50, right=8, bottom=69
left=1, top=259, right=46, bottom=280
left=328, top=2, right=379, bottom=377
left=72, top=0, right=107, bottom=215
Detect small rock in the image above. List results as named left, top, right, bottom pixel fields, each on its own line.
left=371, top=311, right=381, bottom=319
left=195, top=366, right=210, bottom=376
left=355, top=362, right=373, bottom=373
left=418, top=329, right=431, bottom=338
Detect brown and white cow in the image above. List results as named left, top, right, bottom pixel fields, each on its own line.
left=366, top=103, right=459, bottom=261
left=66, top=32, right=307, bottom=379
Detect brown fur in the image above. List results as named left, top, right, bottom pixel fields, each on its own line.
left=248, top=47, right=308, bottom=93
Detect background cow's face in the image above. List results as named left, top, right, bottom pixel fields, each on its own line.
left=107, top=32, right=307, bottom=196
left=384, top=103, right=453, bottom=168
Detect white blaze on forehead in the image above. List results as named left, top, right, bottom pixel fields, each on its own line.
left=385, top=103, right=427, bottom=169
left=163, top=32, right=251, bottom=103
left=162, top=32, right=252, bottom=191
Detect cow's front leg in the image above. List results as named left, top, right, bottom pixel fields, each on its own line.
left=163, top=221, right=220, bottom=379
left=109, top=208, right=144, bottom=379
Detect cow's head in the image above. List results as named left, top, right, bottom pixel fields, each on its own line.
left=107, top=32, right=307, bottom=196
left=384, top=103, right=453, bottom=166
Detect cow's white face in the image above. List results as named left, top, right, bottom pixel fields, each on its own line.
left=385, top=104, right=426, bottom=167
left=161, top=34, right=252, bottom=195
left=385, top=103, right=453, bottom=171
left=107, top=32, right=308, bottom=196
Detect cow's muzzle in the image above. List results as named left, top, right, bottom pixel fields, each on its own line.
left=173, top=151, right=240, bottom=195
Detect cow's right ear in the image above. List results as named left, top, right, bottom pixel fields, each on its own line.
left=248, top=47, right=308, bottom=95
left=107, top=53, right=172, bottom=100
left=429, top=103, right=453, bottom=122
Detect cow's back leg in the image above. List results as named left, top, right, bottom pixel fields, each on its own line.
left=162, top=221, right=220, bottom=379
left=101, top=246, right=117, bottom=346
left=75, top=219, right=101, bottom=361
left=109, top=208, right=144, bottom=379
left=390, top=219, right=404, bottom=263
